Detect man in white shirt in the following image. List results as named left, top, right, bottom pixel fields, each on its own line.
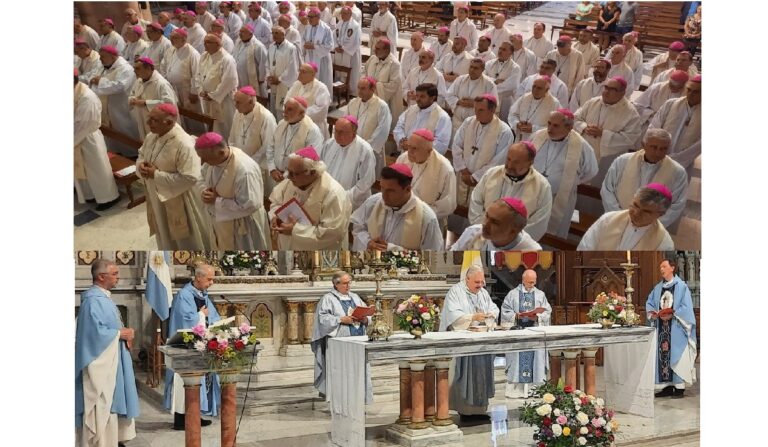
left=210, top=19, right=235, bottom=53
left=578, top=183, right=675, bottom=250
left=633, top=70, right=688, bottom=127
left=648, top=75, right=701, bottom=171
left=569, top=59, right=610, bottom=112
left=246, top=3, right=273, bottom=47
left=233, top=24, right=268, bottom=95
left=302, top=8, right=335, bottom=95
left=195, top=33, right=238, bottom=139
left=437, top=36, right=473, bottom=91
left=219, top=2, right=244, bottom=41
left=485, top=41, right=522, bottom=120
left=432, top=26, right=453, bottom=63
left=74, top=17, right=100, bottom=50
left=370, top=1, right=398, bottom=56
left=403, top=49, right=447, bottom=107
left=621, top=32, right=644, bottom=92
left=601, top=128, right=688, bottom=228
left=516, top=59, right=569, bottom=108
left=652, top=51, right=699, bottom=86
left=573, top=28, right=600, bottom=70
left=196, top=2, right=218, bottom=32
left=483, top=13, right=511, bottom=53
left=267, top=96, right=324, bottom=183
left=400, top=31, right=426, bottom=80
left=266, top=25, right=300, bottom=120
left=364, top=38, right=404, bottom=129
left=333, top=6, right=362, bottom=95
left=318, top=116, right=377, bottom=211
left=446, top=58, right=498, bottom=131
left=230, top=86, right=278, bottom=192
left=450, top=5, right=479, bottom=51
left=393, top=83, right=452, bottom=155
left=508, top=75, right=561, bottom=142
left=182, top=11, right=207, bottom=54
left=339, top=77, right=392, bottom=176
left=511, top=33, right=538, bottom=82
left=285, top=62, right=332, bottom=137
left=606, top=45, right=635, bottom=98
left=545, top=35, right=585, bottom=94
left=524, top=22, right=553, bottom=64
left=470, top=35, right=496, bottom=64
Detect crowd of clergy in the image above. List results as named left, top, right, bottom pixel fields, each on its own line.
left=74, top=1, right=701, bottom=251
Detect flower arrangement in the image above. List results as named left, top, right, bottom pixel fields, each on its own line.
left=394, top=295, right=439, bottom=337
left=219, top=251, right=264, bottom=272
left=519, top=380, right=619, bottom=447
left=181, top=322, right=259, bottom=369
left=587, top=292, right=627, bottom=325
left=382, top=250, right=421, bottom=269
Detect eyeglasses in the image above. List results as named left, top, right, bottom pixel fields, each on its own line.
left=286, top=169, right=309, bottom=178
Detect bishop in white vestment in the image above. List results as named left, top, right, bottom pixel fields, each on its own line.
left=544, top=36, right=585, bottom=93
left=140, top=23, right=172, bottom=68
left=524, top=22, right=553, bottom=64
left=266, top=96, right=324, bottom=182
left=364, top=39, right=404, bottom=128
left=569, top=59, right=610, bottom=112
left=402, top=50, right=447, bottom=107
left=446, top=59, right=498, bottom=131
left=516, top=62, right=569, bottom=110
left=194, top=34, right=238, bottom=139
left=370, top=2, right=398, bottom=55
left=339, top=77, right=392, bottom=176
left=233, top=25, right=269, bottom=95
left=484, top=41, right=522, bottom=120
left=511, top=34, right=538, bottom=83
left=266, top=26, right=300, bottom=120
left=285, top=63, right=332, bottom=137
left=229, top=86, right=278, bottom=192
left=128, top=58, right=178, bottom=140
left=393, top=85, right=451, bottom=154
left=648, top=76, right=701, bottom=171
left=162, top=29, right=205, bottom=133
left=508, top=76, right=561, bottom=142
left=301, top=10, right=335, bottom=95
left=333, top=7, right=362, bottom=95
left=450, top=198, right=542, bottom=251
left=436, top=37, right=472, bottom=92
left=449, top=6, right=479, bottom=51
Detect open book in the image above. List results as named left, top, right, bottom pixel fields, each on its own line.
left=351, top=306, right=375, bottom=320
left=274, top=198, right=313, bottom=226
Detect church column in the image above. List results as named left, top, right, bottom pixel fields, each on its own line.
left=396, top=361, right=412, bottom=425
left=424, top=361, right=436, bottom=422
left=232, top=303, right=248, bottom=327
left=563, top=349, right=580, bottom=389
left=432, top=358, right=453, bottom=426
left=581, top=349, right=599, bottom=396
left=408, top=360, right=430, bottom=430
left=214, top=303, right=231, bottom=320
left=548, top=350, right=562, bottom=384
left=219, top=372, right=239, bottom=447
left=285, top=301, right=300, bottom=344
left=181, top=374, right=204, bottom=447
left=301, top=301, right=317, bottom=344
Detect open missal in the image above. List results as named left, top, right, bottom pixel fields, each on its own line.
left=274, top=198, right=312, bottom=225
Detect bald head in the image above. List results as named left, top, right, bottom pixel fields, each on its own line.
left=531, top=77, right=550, bottom=99
left=521, top=269, right=537, bottom=290
left=333, top=117, right=357, bottom=146
left=406, top=131, right=433, bottom=163
left=505, top=142, right=535, bottom=177
left=493, top=13, right=506, bottom=28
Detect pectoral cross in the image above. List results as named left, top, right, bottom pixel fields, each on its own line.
left=471, top=146, right=479, bottom=155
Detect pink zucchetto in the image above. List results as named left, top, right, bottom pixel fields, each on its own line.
left=243, top=23, right=255, bottom=32
left=148, top=22, right=163, bottom=31
left=412, top=31, right=424, bottom=39
left=362, top=76, right=377, bottom=87
left=298, top=10, right=308, bottom=17
left=309, top=7, right=320, bottom=15
left=174, top=8, right=184, bottom=14
left=341, top=115, right=359, bottom=127
left=296, top=146, right=320, bottom=161
left=307, top=61, right=318, bottom=72
left=213, top=18, right=225, bottom=26
left=669, top=41, right=685, bottom=51
left=103, top=18, right=114, bottom=27
left=342, top=6, right=352, bottom=13
left=379, top=38, right=391, bottom=47
left=501, top=197, right=528, bottom=218
left=691, top=74, right=701, bottom=83
left=669, top=70, right=689, bottom=83
left=74, top=67, right=79, bottom=76
left=131, top=25, right=143, bottom=36
left=458, top=5, right=470, bottom=12
left=645, top=183, right=672, bottom=201
left=480, top=93, right=497, bottom=105
left=185, top=10, right=197, bottom=17
left=137, top=56, right=155, bottom=67
left=280, top=1, right=291, bottom=7
left=173, top=27, right=188, bottom=37
left=480, top=34, right=492, bottom=41
left=389, top=163, right=414, bottom=178
left=74, top=38, right=87, bottom=46
left=412, top=128, right=435, bottom=142
left=537, top=75, right=552, bottom=83
left=100, top=45, right=118, bottom=56
left=195, top=132, right=225, bottom=149
left=521, top=141, right=537, bottom=157
left=512, top=33, right=523, bottom=39
left=558, top=35, right=572, bottom=42
left=556, top=108, right=574, bottom=120
left=292, top=96, right=308, bottom=109
left=610, top=76, right=628, bottom=89
left=238, top=85, right=258, bottom=96
left=438, top=26, right=450, bottom=33
left=156, top=103, right=179, bottom=117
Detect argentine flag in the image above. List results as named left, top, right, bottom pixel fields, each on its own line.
left=146, top=251, right=173, bottom=320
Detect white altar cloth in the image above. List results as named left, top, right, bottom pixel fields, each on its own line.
left=327, top=324, right=656, bottom=446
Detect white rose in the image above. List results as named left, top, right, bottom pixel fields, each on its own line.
left=551, top=424, right=562, bottom=436
left=421, top=312, right=431, bottom=320
left=542, top=393, right=556, bottom=404
left=576, top=412, right=589, bottom=425
left=240, top=335, right=249, bottom=345
left=596, top=398, right=604, bottom=406
left=573, top=397, right=581, bottom=406
left=553, top=408, right=561, bottom=417
left=606, top=423, right=612, bottom=432
left=608, top=304, right=615, bottom=310
left=535, top=404, right=552, bottom=416
left=578, top=436, right=587, bottom=445
left=580, top=427, right=588, bottom=435
left=618, top=310, right=626, bottom=319
left=575, top=405, right=581, bottom=411
left=231, top=328, right=241, bottom=338
left=598, top=417, right=606, bottom=427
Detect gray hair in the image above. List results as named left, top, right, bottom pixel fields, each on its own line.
left=271, top=25, right=286, bottom=34
left=551, top=110, right=574, bottom=127
left=194, top=263, right=214, bottom=278
left=642, top=128, right=672, bottom=146
left=635, top=186, right=672, bottom=212
left=332, top=271, right=351, bottom=285
left=287, top=153, right=327, bottom=175
left=465, top=264, right=484, bottom=279
left=91, top=258, right=116, bottom=280
left=509, top=207, right=528, bottom=230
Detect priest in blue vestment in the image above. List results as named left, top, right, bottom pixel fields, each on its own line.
left=163, top=263, right=222, bottom=429
left=76, top=259, right=140, bottom=447
left=646, top=258, right=697, bottom=398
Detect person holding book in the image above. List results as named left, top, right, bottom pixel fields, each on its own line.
left=310, top=271, right=373, bottom=400
left=163, top=263, right=222, bottom=430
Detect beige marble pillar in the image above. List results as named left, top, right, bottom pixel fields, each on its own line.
left=214, top=303, right=230, bottom=319
left=232, top=303, right=248, bottom=327
left=563, top=350, right=580, bottom=389
left=181, top=375, right=203, bottom=447
left=424, top=362, right=436, bottom=421
left=549, top=350, right=562, bottom=384
left=396, top=361, right=412, bottom=425
left=432, top=358, right=453, bottom=426
left=408, top=361, right=430, bottom=430
left=286, top=301, right=300, bottom=344
left=581, top=349, right=599, bottom=397
left=301, top=301, right=317, bottom=343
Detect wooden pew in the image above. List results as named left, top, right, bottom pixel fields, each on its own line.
left=99, top=125, right=145, bottom=209
left=177, top=106, right=214, bottom=134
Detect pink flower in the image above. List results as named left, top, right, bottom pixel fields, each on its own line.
left=192, top=324, right=205, bottom=337
left=556, top=415, right=568, bottom=425
left=595, top=407, right=603, bottom=416
left=219, top=339, right=229, bottom=349
left=397, top=303, right=407, bottom=313
left=412, top=319, right=419, bottom=325
left=239, top=323, right=251, bottom=334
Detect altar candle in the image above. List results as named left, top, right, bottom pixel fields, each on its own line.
left=375, top=250, right=381, bottom=260
left=314, top=251, right=320, bottom=267
left=343, top=251, right=351, bottom=267
left=626, top=250, right=631, bottom=263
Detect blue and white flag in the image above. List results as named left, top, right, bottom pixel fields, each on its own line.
left=146, top=251, right=173, bottom=320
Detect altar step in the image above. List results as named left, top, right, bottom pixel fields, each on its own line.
left=237, top=362, right=509, bottom=416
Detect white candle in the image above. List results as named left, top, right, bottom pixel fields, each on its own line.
left=626, top=251, right=631, bottom=263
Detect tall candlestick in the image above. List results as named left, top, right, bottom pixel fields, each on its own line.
left=626, top=250, right=631, bottom=264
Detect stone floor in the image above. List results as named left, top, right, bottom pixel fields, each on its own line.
left=125, top=362, right=700, bottom=447
left=73, top=1, right=701, bottom=250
